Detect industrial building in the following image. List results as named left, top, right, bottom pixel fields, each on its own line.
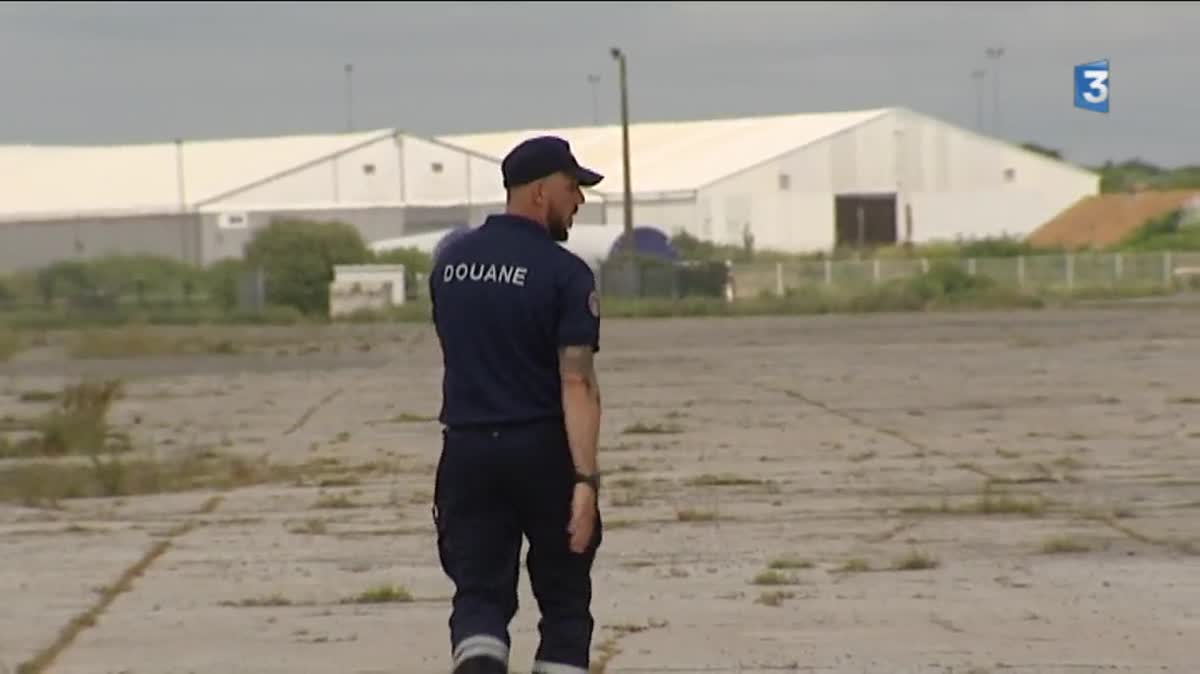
left=372, top=222, right=680, bottom=269
left=441, top=106, right=1101, bottom=253
left=0, top=128, right=606, bottom=273
left=1, top=105, right=1101, bottom=274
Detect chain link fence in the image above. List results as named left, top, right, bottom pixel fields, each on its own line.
left=2, top=250, right=1198, bottom=327
left=730, top=251, right=1200, bottom=299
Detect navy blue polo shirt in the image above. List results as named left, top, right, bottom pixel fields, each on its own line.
left=429, top=214, right=601, bottom=428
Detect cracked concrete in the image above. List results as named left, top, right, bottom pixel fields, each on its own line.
left=1, top=307, right=1198, bottom=673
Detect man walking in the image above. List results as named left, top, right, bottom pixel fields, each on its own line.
left=429, top=136, right=606, bottom=674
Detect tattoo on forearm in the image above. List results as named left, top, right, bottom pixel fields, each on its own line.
left=559, top=345, right=597, bottom=391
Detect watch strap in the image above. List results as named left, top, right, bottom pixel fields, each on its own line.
left=574, top=471, right=601, bottom=490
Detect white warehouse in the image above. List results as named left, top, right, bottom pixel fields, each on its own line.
left=0, top=105, right=1101, bottom=273
left=0, top=128, right=605, bottom=273
left=440, top=106, right=1101, bottom=253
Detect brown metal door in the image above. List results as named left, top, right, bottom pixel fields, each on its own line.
left=834, top=194, right=898, bottom=249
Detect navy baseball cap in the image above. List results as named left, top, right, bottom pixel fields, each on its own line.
left=501, top=136, right=604, bottom=189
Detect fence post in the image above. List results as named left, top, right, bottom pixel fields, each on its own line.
left=824, top=258, right=832, bottom=286
left=873, top=258, right=881, bottom=284
left=967, top=258, right=977, bottom=276
left=1115, top=253, right=1123, bottom=283
left=1066, top=253, right=1074, bottom=291
left=1017, top=255, right=1026, bottom=289
left=1164, top=251, right=1173, bottom=288
left=921, top=257, right=929, bottom=274
left=775, top=261, right=784, bottom=297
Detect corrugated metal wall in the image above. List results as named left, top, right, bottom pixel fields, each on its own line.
left=0, top=212, right=202, bottom=274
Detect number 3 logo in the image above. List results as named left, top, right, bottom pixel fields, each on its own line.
left=1082, top=69, right=1109, bottom=104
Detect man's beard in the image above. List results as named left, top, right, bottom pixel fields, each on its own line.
left=548, top=207, right=572, bottom=242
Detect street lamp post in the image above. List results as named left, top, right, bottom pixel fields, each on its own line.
left=984, top=46, right=1004, bottom=136
left=970, top=68, right=986, bottom=132
left=610, top=47, right=635, bottom=293
left=344, top=63, right=354, bottom=132
left=587, top=74, right=601, bottom=125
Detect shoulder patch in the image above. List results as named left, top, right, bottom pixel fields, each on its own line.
left=588, top=289, right=600, bottom=318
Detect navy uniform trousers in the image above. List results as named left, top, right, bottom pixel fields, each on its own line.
left=433, top=417, right=603, bottom=674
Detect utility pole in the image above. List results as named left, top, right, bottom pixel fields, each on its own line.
left=587, top=73, right=600, bottom=125
left=984, top=46, right=1004, bottom=136
left=174, top=138, right=186, bottom=211
left=610, top=47, right=635, bottom=291
left=970, top=68, right=986, bottom=132
left=344, top=63, right=354, bottom=132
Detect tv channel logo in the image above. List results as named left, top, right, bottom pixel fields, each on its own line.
left=1074, top=59, right=1110, bottom=113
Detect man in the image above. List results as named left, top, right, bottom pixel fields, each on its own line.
left=429, top=136, right=606, bottom=674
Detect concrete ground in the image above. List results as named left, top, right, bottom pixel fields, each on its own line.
left=1, top=306, right=1197, bottom=674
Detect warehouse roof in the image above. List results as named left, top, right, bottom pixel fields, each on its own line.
left=438, top=107, right=892, bottom=196
left=1, top=106, right=899, bottom=221
left=0, top=129, right=403, bottom=222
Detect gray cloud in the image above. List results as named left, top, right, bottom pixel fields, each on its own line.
left=0, top=1, right=1193, bottom=167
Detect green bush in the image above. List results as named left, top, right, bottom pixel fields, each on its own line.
left=204, top=258, right=250, bottom=311
left=85, top=255, right=207, bottom=301
left=598, top=257, right=730, bottom=299
left=671, top=231, right=752, bottom=263
left=1112, top=209, right=1200, bottom=252
left=372, top=246, right=432, bottom=275
left=906, top=261, right=994, bottom=299
left=676, top=261, right=731, bottom=297
left=672, top=229, right=1062, bottom=266
left=958, top=236, right=1048, bottom=258
left=0, top=329, right=21, bottom=361
left=243, top=219, right=371, bottom=315
left=370, top=246, right=433, bottom=301
left=35, top=260, right=96, bottom=307
left=0, top=277, right=15, bottom=308
left=1098, top=160, right=1200, bottom=193
left=591, top=265, right=1046, bottom=319
left=16, top=255, right=207, bottom=312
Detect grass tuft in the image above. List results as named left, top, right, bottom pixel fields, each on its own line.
left=219, top=594, right=294, bottom=608
left=685, top=473, right=761, bottom=487
left=622, top=422, right=684, bottom=435
left=751, top=570, right=799, bottom=586
left=838, top=558, right=871, bottom=573
left=1, top=379, right=131, bottom=460
left=0, top=329, right=23, bottom=361
left=340, top=583, right=413, bottom=604
left=675, top=507, right=718, bottom=522
left=313, top=493, right=361, bottom=509
left=68, top=328, right=240, bottom=359
left=0, top=447, right=298, bottom=507
left=1040, top=536, right=1093, bottom=554
left=901, top=487, right=1047, bottom=518
left=756, top=590, right=795, bottom=607
left=767, top=556, right=814, bottom=570
left=891, top=549, right=940, bottom=571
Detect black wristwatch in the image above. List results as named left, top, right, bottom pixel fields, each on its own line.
left=574, top=471, right=601, bottom=491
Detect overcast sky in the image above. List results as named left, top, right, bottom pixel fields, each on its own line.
left=0, top=1, right=1194, bottom=168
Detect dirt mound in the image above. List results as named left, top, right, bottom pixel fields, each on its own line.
left=1029, top=189, right=1200, bottom=249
